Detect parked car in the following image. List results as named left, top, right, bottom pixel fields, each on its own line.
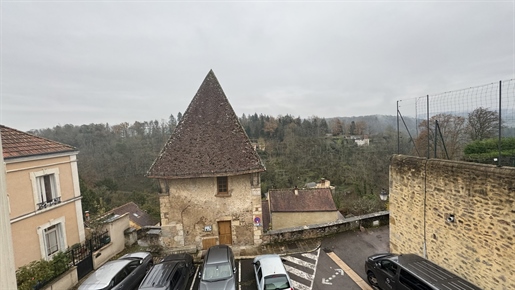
left=198, top=245, right=236, bottom=290
left=79, top=252, right=153, bottom=290
left=138, top=253, right=195, bottom=290
left=253, top=254, right=293, bottom=290
left=365, top=253, right=481, bottom=290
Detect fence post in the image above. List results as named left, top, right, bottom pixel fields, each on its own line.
left=427, top=95, right=430, bottom=159
left=397, top=101, right=401, bottom=154
left=498, top=80, right=502, bottom=167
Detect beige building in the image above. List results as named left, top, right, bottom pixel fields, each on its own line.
left=2, top=125, right=86, bottom=268
left=147, top=70, right=266, bottom=250
left=266, top=187, right=339, bottom=230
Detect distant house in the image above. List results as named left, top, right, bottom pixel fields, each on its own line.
left=104, top=202, right=159, bottom=230
left=147, top=70, right=266, bottom=250
left=266, top=187, right=340, bottom=231
left=1, top=125, right=86, bottom=268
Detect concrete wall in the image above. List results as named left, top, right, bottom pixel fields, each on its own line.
left=93, top=213, right=129, bottom=269
left=389, top=155, right=515, bottom=290
left=271, top=211, right=340, bottom=230
left=264, top=211, right=389, bottom=244
left=159, top=173, right=262, bottom=249
left=41, top=267, right=78, bottom=290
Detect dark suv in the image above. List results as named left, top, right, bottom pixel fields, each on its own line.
left=198, top=245, right=236, bottom=290
left=138, top=253, right=194, bottom=290
left=365, top=253, right=481, bottom=290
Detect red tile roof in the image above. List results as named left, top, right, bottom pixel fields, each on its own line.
left=147, top=70, right=265, bottom=179
left=269, top=188, right=337, bottom=212
left=1, top=125, right=76, bottom=159
left=105, top=202, right=158, bottom=229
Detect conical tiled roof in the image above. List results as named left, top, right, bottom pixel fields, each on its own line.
left=1, top=125, right=77, bottom=159
left=147, top=70, right=265, bottom=179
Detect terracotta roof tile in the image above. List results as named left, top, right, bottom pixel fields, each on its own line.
left=1, top=125, right=76, bottom=159
left=269, top=188, right=337, bottom=212
left=147, top=70, right=265, bottom=179
left=105, top=202, right=158, bottom=229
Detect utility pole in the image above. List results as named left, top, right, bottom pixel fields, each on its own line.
left=0, top=133, right=17, bottom=288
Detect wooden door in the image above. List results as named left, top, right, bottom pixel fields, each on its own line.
left=218, top=221, right=232, bottom=245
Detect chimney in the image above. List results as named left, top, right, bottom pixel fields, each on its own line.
left=294, top=186, right=299, bottom=195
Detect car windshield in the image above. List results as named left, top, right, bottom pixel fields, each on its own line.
left=202, top=262, right=233, bottom=281
left=264, top=275, right=290, bottom=290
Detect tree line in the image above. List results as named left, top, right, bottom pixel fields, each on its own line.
left=31, top=107, right=514, bottom=219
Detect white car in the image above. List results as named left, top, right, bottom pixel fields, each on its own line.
left=253, top=254, right=293, bottom=290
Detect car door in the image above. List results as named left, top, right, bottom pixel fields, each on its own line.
left=375, top=260, right=397, bottom=290
left=173, top=263, right=187, bottom=290
left=114, top=260, right=142, bottom=290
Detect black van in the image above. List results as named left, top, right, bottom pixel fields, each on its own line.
left=365, top=253, right=481, bottom=290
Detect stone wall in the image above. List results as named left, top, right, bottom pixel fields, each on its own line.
left=263, top=211, right=389, bottom=244
left=160, top=173, right=262, bottom=249
left=271, top=211, right=340, bottom=230
left=390, top=155, right=515, bottom=290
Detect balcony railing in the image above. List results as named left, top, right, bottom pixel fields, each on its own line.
left=37, top=196, right=62, bottom=210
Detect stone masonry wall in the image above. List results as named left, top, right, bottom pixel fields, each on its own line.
left=159, top=173, right=262, bottom=250
left=390, top=155, right=515, bottom=290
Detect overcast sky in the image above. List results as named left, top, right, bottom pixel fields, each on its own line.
left=1, top=1, right=513, bottom=131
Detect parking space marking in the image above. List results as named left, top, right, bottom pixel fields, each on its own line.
left=325, top=252, right=373, bottom=290
left=190, top=265, right=199, bottom=290
left=291, top=280, right=311, bottom=290
left=282, top=256, right=316, bottom=270
left=238, top=261, right=242, bottom=290
left=284, top=264, right=314, bottom=281
left=302, top=252, right=318, bottom=260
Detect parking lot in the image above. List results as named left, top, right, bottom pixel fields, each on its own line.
left=180, top=226, right=389, bottom=290
left=74, top=226, right=388, bottom=290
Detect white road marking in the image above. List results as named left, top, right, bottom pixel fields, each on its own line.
left=301, top=252, right=317, bottom=261
left=291, top=280, right=311, bottom=290
left=190, top=266, right=199, bottom=290
left=282, top=256, right=316, bottom=270
left=284, top=264, right=314, bottom=281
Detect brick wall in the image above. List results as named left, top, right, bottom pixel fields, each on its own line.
left=390, top=155, right=515, bottom=290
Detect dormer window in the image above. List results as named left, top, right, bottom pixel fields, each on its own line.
left=217, top=176, right=228, bottom=196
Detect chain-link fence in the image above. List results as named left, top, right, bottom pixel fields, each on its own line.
left=397, top=79, right=515, bottom=167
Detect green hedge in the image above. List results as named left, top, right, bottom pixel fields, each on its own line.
left=16, top=251, right=71, bottom=290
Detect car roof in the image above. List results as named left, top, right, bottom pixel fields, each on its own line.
left=253, top=254, right=288, bottom=277
left=120, top=251, right=150, bottom=260
left=139, top=262, right=181, bottom=289
left=80, top=260, right=131, bottom=288
left=393, top=254, right=481, bottom=290
left=205, top=245, right=231, bottom=264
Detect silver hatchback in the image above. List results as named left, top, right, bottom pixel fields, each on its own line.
left=253, top=254, right=293, bottom=290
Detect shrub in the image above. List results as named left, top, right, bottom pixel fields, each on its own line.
left=16, top=251, right=71, bottom=290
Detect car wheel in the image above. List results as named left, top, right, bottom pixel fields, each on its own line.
left=367, top=271, right=379, bottom=287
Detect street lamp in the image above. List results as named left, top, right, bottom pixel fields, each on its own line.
left=379, top=188, right=389, bottom=201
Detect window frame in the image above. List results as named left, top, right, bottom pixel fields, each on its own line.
left=37, top=216, right=67, bottom=260
left=30, top=168, right=62, bottom=211
left=216, top=176, right=229, bottom=196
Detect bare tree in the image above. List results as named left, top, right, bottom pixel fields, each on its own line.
left=414, top=113, right=467, bottom=159
left=467, top=107, right=499, bottom=141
